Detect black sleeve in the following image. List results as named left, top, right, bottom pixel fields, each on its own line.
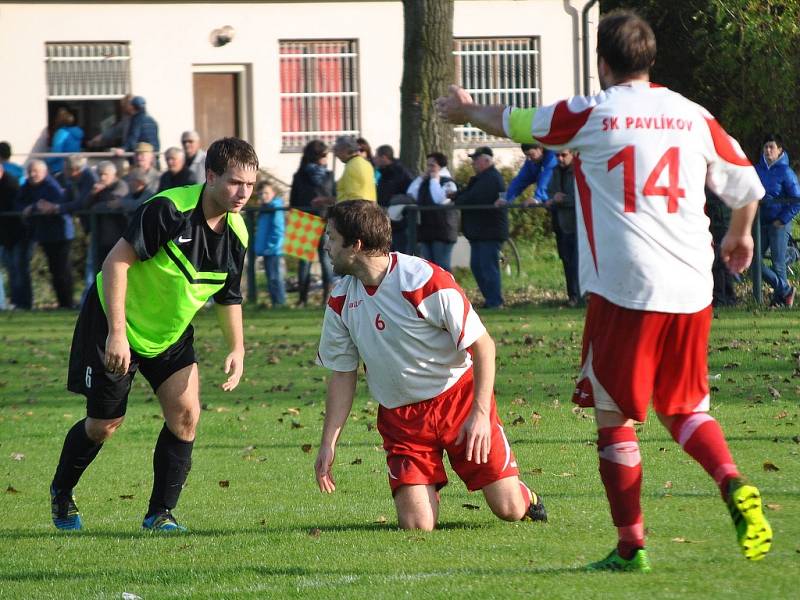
left=122, top=196, right=183, bottom=260
left=212, top=236, right=246, bottom=305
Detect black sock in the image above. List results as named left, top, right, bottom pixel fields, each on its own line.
left=52, top=418, right=103, bottom=492
left=148, top=424, right=193, bottom=516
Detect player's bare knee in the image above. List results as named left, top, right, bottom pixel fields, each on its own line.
left=398, top=515, right=436, bottom=531
left=489, top=498, right=526, bottom=522
left=85, top=416, right=124, bottom=443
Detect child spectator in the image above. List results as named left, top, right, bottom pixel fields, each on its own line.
left=254, top=181, right=286, bottom=307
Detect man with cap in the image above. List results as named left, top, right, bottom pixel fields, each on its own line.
left=455, top=146, right=507, bottom=308
left=123, top=96, right=160, bottom=156
left=127, top=142, right=161, bottom=197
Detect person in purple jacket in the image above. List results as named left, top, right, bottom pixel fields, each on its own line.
left=755, top=134, right=800, bottom=307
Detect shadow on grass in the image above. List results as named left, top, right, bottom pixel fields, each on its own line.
left=1, top=562, right=587, bottom=584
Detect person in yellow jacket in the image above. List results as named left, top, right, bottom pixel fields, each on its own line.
left=313, top=135, right=376, bottom=207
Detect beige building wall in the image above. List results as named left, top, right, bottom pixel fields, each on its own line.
left=0, top=1, right=598, bottom=181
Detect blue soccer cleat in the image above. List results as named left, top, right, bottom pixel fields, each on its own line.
left=50, top=485, right=83, bottom=531
left=142, top=511, right=187, bottom=532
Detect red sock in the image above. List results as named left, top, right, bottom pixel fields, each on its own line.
left=598, top=426, right=644, bottom=559
left=519, top=481, right=533, bottom=508
left=669, top=413, right=739, bottom=498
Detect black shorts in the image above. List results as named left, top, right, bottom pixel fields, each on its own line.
left=67, top=285, right=197, bottom=419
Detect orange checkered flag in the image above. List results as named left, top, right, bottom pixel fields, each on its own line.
left=283, top=209, right=326, bottom=261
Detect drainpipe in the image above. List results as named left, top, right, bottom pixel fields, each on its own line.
left=582, top=0, right=599, bottom=95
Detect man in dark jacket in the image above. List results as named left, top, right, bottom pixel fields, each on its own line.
left=455, top=146, right=506, bottom=308
left=123, top=96, right=161, bottom=155
left=375, top=144, right=414, bottom=252
left=546, top=149, right=580, bottom=306
left=18, top=160, right=74, bottom=308
left=158, top=147, right=196, bottom=193
left=0, top=163, right=22, bottom=308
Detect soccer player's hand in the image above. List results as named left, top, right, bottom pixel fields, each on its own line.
left=104, top=332, right=131, bottom=376
left=456, top=410, right=492, bottom=465
left=315, top=446, right=337, bottom=493
left=435, top=85, right=474, bottom=125
left=720, top=232, right=754, bottom=274
left=221, top=350, right=244, bottom=391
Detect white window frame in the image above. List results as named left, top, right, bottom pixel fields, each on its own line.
left=453, top=37, right=542, bottom=147
left=279, top=39, right=361, bottom=152
left=45, top=41, right=131, bottom=100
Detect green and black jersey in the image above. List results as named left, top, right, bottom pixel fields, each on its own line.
left=96, top=184, right=248, bottom=357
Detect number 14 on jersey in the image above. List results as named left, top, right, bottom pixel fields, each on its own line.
left=608, top=146, right=686, bottom=213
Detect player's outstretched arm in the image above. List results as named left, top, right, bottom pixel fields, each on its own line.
left=720, top=201, right=759, bottom=274
left=435, top=85, right=507, bottom=138
left=315, top=369, right=357, bottom=493
left=456, top=332, right=496, bottom=465
left=102, top=238, right=139, bottom=376
left=214, top=303, right=245, bottom=391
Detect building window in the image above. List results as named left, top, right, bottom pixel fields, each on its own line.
left=453, top=37, right=541, bottom=147
left=279, top=40, right=360, bottom=152
left=45, top=42, right=132, bottom=143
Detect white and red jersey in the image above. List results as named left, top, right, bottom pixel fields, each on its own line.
left=504, top=81, right=765, bottom=313
left=317, top=253, right=486, bottom=408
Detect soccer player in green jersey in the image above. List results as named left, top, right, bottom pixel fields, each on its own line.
left=50, top=137, right=258, bottom=531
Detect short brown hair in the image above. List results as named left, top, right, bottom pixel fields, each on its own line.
left=597, top=10, right=656, bottom=79
left=327, top=200, right=391, bottom=255
left=206, top=137, right=259, bottom=176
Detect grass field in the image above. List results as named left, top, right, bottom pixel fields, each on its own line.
left=1, top=293, right=798, bottom=599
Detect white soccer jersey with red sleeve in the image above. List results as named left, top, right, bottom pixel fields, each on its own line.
left=503, top=81, right=765, bottom=313
left=317, top=253, right=486, bottom=408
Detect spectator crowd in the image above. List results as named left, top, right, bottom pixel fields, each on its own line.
left=2, top=111, right=799, bottom=311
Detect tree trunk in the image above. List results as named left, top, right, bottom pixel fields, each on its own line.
left=400, top=0, right=454, bottom=175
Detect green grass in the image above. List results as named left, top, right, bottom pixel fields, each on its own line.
left=0, top=301, right=798, bottom=599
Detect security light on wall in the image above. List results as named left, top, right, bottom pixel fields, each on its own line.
left=210, top=26, right=235, bottom=47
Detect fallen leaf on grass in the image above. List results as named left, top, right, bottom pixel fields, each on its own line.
left=351, top=458, right=362, bottom=465
left=6, top=485, right=19, bottom=494
left=219, top=480, right=230, bottom=488
left=10, top=452, right=24, bottom=461
left=308, top=527, right=322, bottom=537
left=511, top=397, right=527, bottom=406
left=774, top=410, right=788, bottom=419
left=462, top=504, right=481, bottom=510
left=663, top=481, right=673, bottom=489
left=406, top=535, right=426, bottom=542
left=530, top=412, right=542, bottom=424
left=671, top=537, right=687, bottom=543
left=301, top=444, right=312, bottom=453
left=374, top=515, right=387, bottom=524
left=284, top=408, right=300, bottom=416
left=511, top=416, right=525, bottom=426
left=762, top=462, right=780, bottom=472
left=119, top=494, right=134, bottom=500
left=554, top=472, right=575, bottom=478
left=768, top=386, right=781, bottom=399
left=291, top=421, right=305, bottom=429
left=765, top=503, right=782, bottom=511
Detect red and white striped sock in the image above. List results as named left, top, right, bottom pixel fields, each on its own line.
left=669, top=413, right=739, bottom=499
left=598, top=426, right=644, bottom=559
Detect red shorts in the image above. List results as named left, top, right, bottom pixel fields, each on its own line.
left=572, top=294, right=712, bottom=423
left=377, top=371, right=519, bottom=494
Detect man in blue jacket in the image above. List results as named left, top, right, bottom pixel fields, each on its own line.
left=755, top=134, right=800, bottom=307
left=499, top=143, right=557, bottom=205
left=18, top=160, right=75, bottom=308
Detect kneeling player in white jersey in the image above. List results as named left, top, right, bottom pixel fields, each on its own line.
left=436, top=10, right=772, bottom=571
left=314, top=200, right=546, bottom=530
